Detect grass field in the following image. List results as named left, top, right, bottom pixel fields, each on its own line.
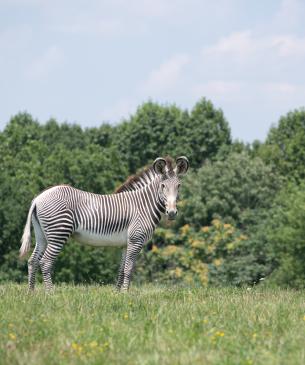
left=1, top=284, right=305, bottom=365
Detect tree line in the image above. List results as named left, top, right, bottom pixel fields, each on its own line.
left=0, top=98, right=305, bottom=287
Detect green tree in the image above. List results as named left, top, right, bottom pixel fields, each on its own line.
left=265, top=183, right=305, bottom=288
left=114, top=101, right=185, bottom=172
left=177, top=152, right=282, bottom=228
left=259, top=109, right=305, bottom=181
left=0, top=113, right=127, bottom=284
left=184, top=98, right=232, bottom=167
left=114, top=98, right=232, bottom=172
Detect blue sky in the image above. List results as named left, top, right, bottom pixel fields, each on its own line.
left=1, top=0, right=305, bottom=142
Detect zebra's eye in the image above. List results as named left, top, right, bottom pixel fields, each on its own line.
left=161, top=183, right=165, bottom=190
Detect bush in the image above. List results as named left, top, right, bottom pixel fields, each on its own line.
left=265, top=183, right=305, bottom=288
left=135, top=220, right=265, bottom=286
left=176, top=152, right=281, bottom=228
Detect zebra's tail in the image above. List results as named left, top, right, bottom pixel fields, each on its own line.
left=20, top=200, right=36, bottom=259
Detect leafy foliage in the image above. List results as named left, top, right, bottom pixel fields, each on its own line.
left=136, top=220, right=257, bottom=286
left=176, top=152, right=281, bottom=228
left=0, top=113, right=126, bottom=283
left=264, top=183, right=305, bottom=288
left=114, top=98, right=231, bottom=172
left=0, top=104, right=305, bottom=288
left=259, top=109, right=305, bottom=181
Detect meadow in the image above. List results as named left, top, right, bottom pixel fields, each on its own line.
left=1, top=284, right=305, bottom=365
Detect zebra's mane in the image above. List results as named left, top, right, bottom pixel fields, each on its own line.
left=115, top=156, right=175, bottom=194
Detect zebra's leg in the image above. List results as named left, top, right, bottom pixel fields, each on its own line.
left=28, top=216, right=47, bottom=291
left=39, top=213, right=74, bottom=292
left=116, top=249, right=126, bottom=290
left=39, top=241, right=65, bottom=292
left=121, top=242, right=143, bottom=291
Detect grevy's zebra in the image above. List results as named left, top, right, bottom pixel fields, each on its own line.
left=20, top=156, right=189, bottom=291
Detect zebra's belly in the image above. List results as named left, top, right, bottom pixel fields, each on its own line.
left=72, top=229, right=128, bottom=247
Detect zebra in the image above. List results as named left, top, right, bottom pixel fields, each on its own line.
left=20, top=156, right=189, bottom=291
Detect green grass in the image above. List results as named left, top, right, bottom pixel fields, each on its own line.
left=1, top=284, right=305, bottom=365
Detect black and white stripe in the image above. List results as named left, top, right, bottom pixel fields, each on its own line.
left=20, top=156, right=189, bottom=291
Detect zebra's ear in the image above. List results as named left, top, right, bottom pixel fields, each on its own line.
left=175, top=156, right=189, bottom=175
left=153, top=157, right=167, bottom=175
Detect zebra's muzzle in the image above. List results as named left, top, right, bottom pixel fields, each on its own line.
left=167, top=210, right=177, bottom=220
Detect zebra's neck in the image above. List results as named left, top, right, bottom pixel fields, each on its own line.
left=131, top=177, right=165, bottom=227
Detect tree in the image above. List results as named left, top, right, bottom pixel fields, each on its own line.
left=177, top=152, right=282, bottom=228
left=264, top=183, right=305, bottom=288
left=0, top=114, right=127, bottom=284
left=184, top=98, right=232, bottom=168
left=114, top=98, right=232, bottom=172
left=114, top=101, right=186, bottom=172
left=259, top=109, right=305, bottom=181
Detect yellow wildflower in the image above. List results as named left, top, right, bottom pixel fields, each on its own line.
left=207, top=245, right=215, bottom=254
left=226, top=228, right=235, bottom=235
left=223, top=223, right=231, bottom=229
left=191, top=261, right=208, bottom=286
left=191, top=240, right=204, bottom=248
left=151, top=244, right=158, bottom=253
left=212, top=219, right=221, bottom=228
left=123, top=313, right=129, bottom=320
left=303, top=315, right=305, bottom=321
left=201, top=226, right=209, bottom=233
left=89, top=341, right=98, bottom=348
left=213, top=258, right=223, bottom=267
left=174, top=267, right=183, bottom=278
left=71, top=342, right=83, bottom=354
left=9, top=333, right=16, bottom=340
left=162, top=245, right=178, bottom=256
left=180, top=224, right=190, bottom=235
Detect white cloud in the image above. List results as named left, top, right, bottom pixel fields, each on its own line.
left=25, top=46, right=65, bottom=80
left=273, top=35, right=305, bottom=57
left=273, top=0, right=305, bottom=30
left=45, top=0, right=180, bottom=38
left=100, top=98, right=139, bottom=123
left=141, top=54, right=190, bottom=95
left=204, top=31, right=254, bottom=59
left=192, top=81, right=243, bottom=101
left=203, top=30, right=305, bottom=60
left=263, top=82, right=297, bottom=94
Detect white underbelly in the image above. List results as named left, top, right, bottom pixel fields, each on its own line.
left=72, top=229, right=128, bottom=247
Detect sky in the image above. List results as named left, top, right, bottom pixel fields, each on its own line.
left=1, top=0, right=305, bottom=142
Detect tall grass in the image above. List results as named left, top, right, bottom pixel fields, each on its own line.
left=1, top=284, right=305, bottom=365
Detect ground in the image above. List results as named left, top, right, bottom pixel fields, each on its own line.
left=1, top=284, right=305, bottom=365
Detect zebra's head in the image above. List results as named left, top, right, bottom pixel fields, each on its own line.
left=153, top=156, right=189, bottom=220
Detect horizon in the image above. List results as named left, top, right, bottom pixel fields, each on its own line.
left=2, top=99, right=302, bottom=144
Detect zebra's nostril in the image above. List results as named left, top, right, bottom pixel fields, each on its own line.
left=168, top=210, right=177, bottom=219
